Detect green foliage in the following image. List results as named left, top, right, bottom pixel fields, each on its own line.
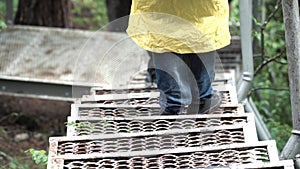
left=0, top=0, right=18, bottom=30
left=229, top=1, right=240, bottom=36
left=8, top=160, right=30, bottom=169
left=0, top=0, right=6, bottom=18
left=0, top=150, right=45, bottom=169
left=65, top=121, right=83, bottom=129
left=250, top=1, right=292, bottom=151
left=0, top=20, right=7, bottom=29
left=25, top=148, right=48, bottom=166
left=72, top=0, right=108, bottom=30
left=267, top=118, right=292, bottom=150
left=0, top=0, right=6, bottom=30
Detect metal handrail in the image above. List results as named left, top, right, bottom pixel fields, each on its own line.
left=237, top=0, right=272, bottom=141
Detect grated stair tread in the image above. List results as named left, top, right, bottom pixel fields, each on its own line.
left=66, top=113, right=256, bottom=137
left=70, top=103, right=244, bottom=118
left=47, top=141, right=293, bottom=169
left=77, top=84, right=238, bottom=107
left=47, top=70, right=294, bottom=169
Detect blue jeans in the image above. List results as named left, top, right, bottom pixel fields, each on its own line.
left=148, top=51, right=216, bottom=114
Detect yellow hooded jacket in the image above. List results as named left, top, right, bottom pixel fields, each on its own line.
left=127, top=0, right=231, bottom=54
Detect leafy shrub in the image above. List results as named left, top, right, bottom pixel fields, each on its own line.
left=25, top=148, right=48, bottom=166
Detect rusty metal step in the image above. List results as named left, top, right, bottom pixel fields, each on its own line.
left=217, top=36, right=241, bottom=54
left=91, top=81, right=236, bottom=94
left=90, top=85, right=158, bottom=95
left=66, top=113, right=256, bottom=137
left=77, top=84, right=238, bottom=107
left=70, top=103, right=244, bottom=118
left=47, top=141, right=290, bottom=169
left=50, top=121, right=256, bottom=156
left=46, top=64, right=295, bottom=168
left=218, top=53, right=241, bottom=63
left=216, top=63, right=241, bottom=81
left=230, top=160, right=294, bottom=169
left=127, top=70, right=236, bottom=86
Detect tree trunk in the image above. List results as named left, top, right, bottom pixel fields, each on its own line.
left=14, top=0, right=72, bottom=28
left=105, top=0, right=131, bottom=32
left=280, top=0, right=300, bottom=163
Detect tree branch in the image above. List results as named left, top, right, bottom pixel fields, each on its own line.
left=248, top=87, right=290, bottom=98
left=274, top=58, right=288, bottom=65
left=261, top=0, right=282, bottom=29
left=260, top=0, right=282, bottom=61
left=254, top=49, right=285, bottom=75
left=251, top=87, right=290, bottom=92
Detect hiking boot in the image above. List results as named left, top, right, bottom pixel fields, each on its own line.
left=198, top=91, right=222, bottom=114
left=187, top=91, right=222, bottom=114
left=160, top=108, right=183, bottom=115
left=145, top=68, right=157, bottom=86
left=160, top=110, right=176, bottom=115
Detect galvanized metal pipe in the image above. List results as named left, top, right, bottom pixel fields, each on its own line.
left=237, top=0, right=272, bottom=141
left=245, top=98, right=272, bottom=140
left=237, top=0, right=254, bottom=102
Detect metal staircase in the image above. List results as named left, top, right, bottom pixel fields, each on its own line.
left=47, top=68, right=294, bottom=169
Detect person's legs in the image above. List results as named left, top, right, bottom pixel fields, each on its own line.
left=145, top=53, right=156, bottom=86
left=149, top=51, right=220, bottom=115
left=149, top=51, right=193, bottom=115
left=190, top=51, right=216, bottom=98
left=187, top=51, right=221, bottom=114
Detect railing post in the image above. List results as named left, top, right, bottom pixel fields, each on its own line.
left=237, top=0, right=254, bottom=102
left=280, top=0, right=300, bottom=166
left=237, top=0, right=273, bottom=141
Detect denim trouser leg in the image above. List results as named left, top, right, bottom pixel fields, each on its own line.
left=186, top=51, right=216, bottom=113
left=149, top=51, right=216, bottom=114
left=189, top=51, right=216, bottom=99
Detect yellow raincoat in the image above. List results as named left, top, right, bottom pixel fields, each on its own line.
left=127, top=0, right=231, bottom=54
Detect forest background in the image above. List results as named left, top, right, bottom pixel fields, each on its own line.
left=0, top=0, right=293, bottom=168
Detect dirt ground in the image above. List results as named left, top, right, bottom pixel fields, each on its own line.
left=0, top=94, right=72, bottom=168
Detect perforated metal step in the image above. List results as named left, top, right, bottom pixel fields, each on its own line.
left=77, top=84, right=238, bottom=107
left=50, top=121, right=256, bottom=156
left=70, top=104, right=244, bottom=118
left=128, top=70, right=236, bottom=86
left=46, top=64, right=294, bottom=169
left=66, top=113, right=255, bottom=136
left=47, top=141, right=286, bottom=169
left=231, top=160, right=294, bottom=169
left=91, top=85, right=158, bottom=95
